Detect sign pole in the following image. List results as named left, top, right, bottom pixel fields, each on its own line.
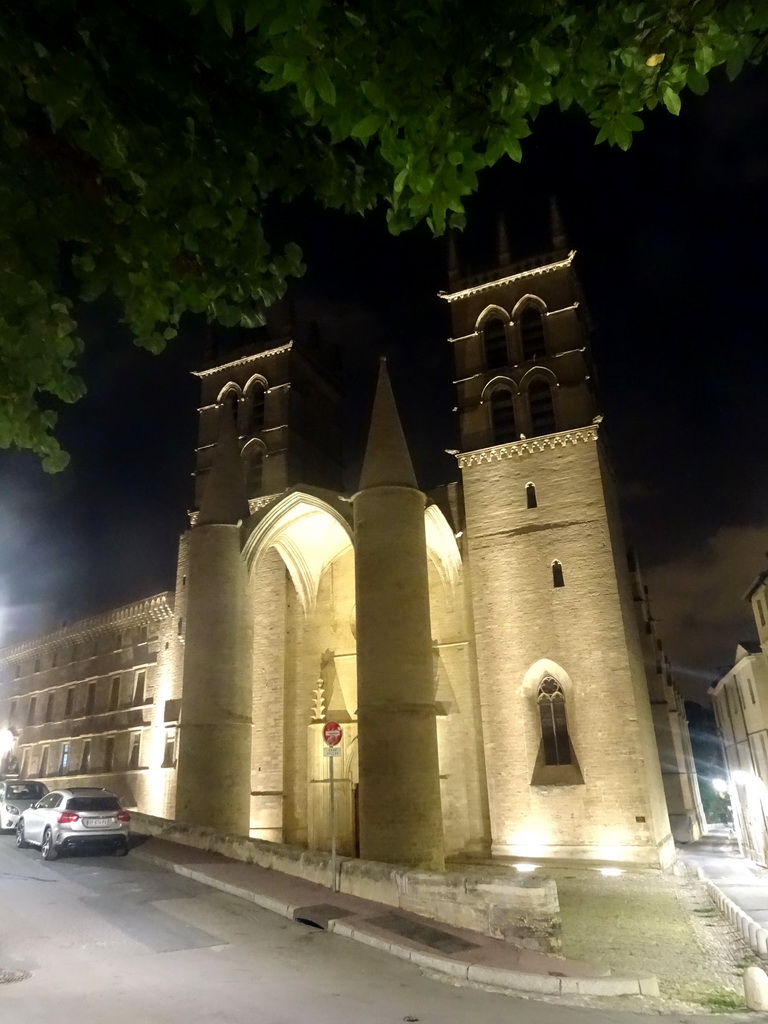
left=329, top=750, right=337, bottom=893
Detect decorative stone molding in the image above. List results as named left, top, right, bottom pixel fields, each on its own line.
left=0, top=592, right=174, bottom=662
left=193, top=341, right=293, bottom=378
left=457, top=424, right=598, bottom=468
left=440, top=252, right=575, bottom=303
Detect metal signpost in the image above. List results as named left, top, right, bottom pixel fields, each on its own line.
left=322, top=721, right=343, bottom=892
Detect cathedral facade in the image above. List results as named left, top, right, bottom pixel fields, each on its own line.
left=0, top=235, right=704, bottom=869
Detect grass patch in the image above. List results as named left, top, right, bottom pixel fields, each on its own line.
left=691, top=987, right=744, bottom=1011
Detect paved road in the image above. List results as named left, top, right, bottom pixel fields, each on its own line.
left=0, top=836, right=745, bottom=1024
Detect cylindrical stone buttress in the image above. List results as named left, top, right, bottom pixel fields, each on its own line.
left=175, top=524, right=253, bottom=835
left=353, top=485, right=445, bottom=871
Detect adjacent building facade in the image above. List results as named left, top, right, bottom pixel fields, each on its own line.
left=0, top=231, right=706, bottom=869
left=710, top=569, right=768, bottom=865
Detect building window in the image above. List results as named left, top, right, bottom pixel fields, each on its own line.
left=45, top=692, right=55, bottom=723
left=490, top=388, right=517, bottom=444
left=748, top=677, right=756, bottom=705
left=129, top=733, right=141, bottom=770
left=60, top=743, right=70, bottom=774
left=109, top=677, right=121, bottom=711
left=115, top=631, right=122, bottom=650
left=178, top=617, right=184, bottom=636
left=528, top=378, right=556, bottom=436
left=248, top=385, right=266, bottom=434
left=19, top=750, right=28, bottom=778
left=138, top=626, right=148, bottom=645
left=71, top=643, right=79, bottom=662
left=52, top=650, right=58, bottom=668
left=80, top=740, right=91, bottom=774
left=552, top=560, right=565, bottom=588
left=104, top=737, right=115, bottom=772
left=133, top=671, right=146, bottom=706
left=244, top=449, right=264, bottom=494
left=526, top=482, right=537, bottom=509
left=519, top=305, right=546, bottom=361
left=163, top=729, right=177, bottom=768
left=27, top=697, right=37, bottom=726
left=39, top=746, right=49, bottom=777
left=64, top=687, right=74, bottom=718
left=85, top=683, right=96, bottom=716
left=537, top=678, right=572, bottom=766
left=33, top=657, right=41, bottom=674
left=758, top=600, right=766, bottom=628
left=483, top=318, right=508, bottom=369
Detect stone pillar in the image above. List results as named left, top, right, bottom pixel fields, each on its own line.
left=174, top=524, right=253, bottom=835
left=352, top=362, right=444, bottom=870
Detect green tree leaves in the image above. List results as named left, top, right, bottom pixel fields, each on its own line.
left=0, top=0, right=765, bottom=466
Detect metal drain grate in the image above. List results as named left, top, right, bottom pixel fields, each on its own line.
left=0, top=969, right=31, bottom=985
left=367, top=912, right=478, bottom=954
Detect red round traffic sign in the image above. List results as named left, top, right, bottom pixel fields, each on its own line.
left=323, top=721, right=343, bottom=747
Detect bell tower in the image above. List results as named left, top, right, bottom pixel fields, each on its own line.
left=442, top=216, right=674, bottom=868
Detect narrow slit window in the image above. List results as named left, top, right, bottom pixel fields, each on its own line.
left=27, top=697, right=36, bottom=725
left=552, top=560, right=565, bottom=588
left=537, top=678, right=572, bottom=766
left=39, top=746, right=49, bottom=776
left=129, top=734, right=141, bottom=770
left=60, top=743, right=70, bottom=774
left=85, top=683, right=96, bottom=716
left=110, top=677, right=121, bottom=711
left=490, top=388, right=517, bottom=444
left=64, top=687, right=74, bottom=718
left=526, top=482, right=537, bottom=509
left=104, top=737, right=115, bottom=772
left=483, top=318, right=508, bottom=369
left=44, top=692, right=54, bottom=723
left=80, top=740, right=91, bottom=774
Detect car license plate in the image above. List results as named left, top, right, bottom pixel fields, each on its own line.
left=85, top=817, right=113, bottom=828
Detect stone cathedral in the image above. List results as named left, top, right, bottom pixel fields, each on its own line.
left=0, top=224, right=705, bottom=870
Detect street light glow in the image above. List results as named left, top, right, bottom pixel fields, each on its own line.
left=712, top=778, right=728, bottom=794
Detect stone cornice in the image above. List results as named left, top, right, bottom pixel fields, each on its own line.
left=439, top=252, right=575, bottom=304
left=193, top=341, right=293, bottom=378
left=0, top=593, right=174, bottom=662
left=457, top=424, right=598, bottom=468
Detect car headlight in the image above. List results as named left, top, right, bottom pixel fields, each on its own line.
left=6, top=805, right=19, bottom=815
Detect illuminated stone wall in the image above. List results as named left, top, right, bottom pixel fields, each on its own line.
left=459, top=434, right=673, bottom=865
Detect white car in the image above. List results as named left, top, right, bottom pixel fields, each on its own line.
left=16, top=787, right=130, bottom=860
left=0, top=779, right=48, bottom=831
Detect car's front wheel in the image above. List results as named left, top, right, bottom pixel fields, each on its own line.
left=41, top=828, right=58, bottom=861
left=15, top=822, right=28, bottom=849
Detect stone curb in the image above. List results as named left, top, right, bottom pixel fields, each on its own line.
left=697, top=867, right=768, bottom=960
left=131, top=845, right=656, bottom=998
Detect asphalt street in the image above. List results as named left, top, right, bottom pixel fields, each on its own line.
left=0, top=835, right=747, bottom=1024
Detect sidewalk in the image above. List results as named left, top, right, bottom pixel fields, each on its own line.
left=679, top=829, right=768, bottom=954
left=129, top=834, right=658, bottom=998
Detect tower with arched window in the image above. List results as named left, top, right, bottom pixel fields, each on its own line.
left=441, top=241, right=674, bottom=868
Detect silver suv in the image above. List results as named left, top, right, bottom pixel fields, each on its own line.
left=16, top=787, right=130, bottom=860
left=0, top=779, right=48, bottom=831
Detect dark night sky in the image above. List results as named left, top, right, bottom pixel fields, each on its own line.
left=1, top=64, right=768, bottom=704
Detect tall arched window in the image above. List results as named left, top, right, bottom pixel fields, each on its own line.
left=223, top=389, right=239, bottom=429
left=526, top=482, right=537, bottom=509
left=483, top=318, right=508, bottom=369
left=520, top=305, right=545, bottom=361
left=528, top=378, right=556, bottom=436
left=247, top=385, right=265, bottom=435
left=537, top=678, right=572, bottom=766
left=490, top=387, right=517, bottom=444
left=552, top=560, right=564, bottom=587
left=244, top=449, right=264, bottom=495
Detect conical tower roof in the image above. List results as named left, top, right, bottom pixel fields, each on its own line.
left=197, top=403, right=249, bottom=526
left=358, top=359, right=418, bottom=491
